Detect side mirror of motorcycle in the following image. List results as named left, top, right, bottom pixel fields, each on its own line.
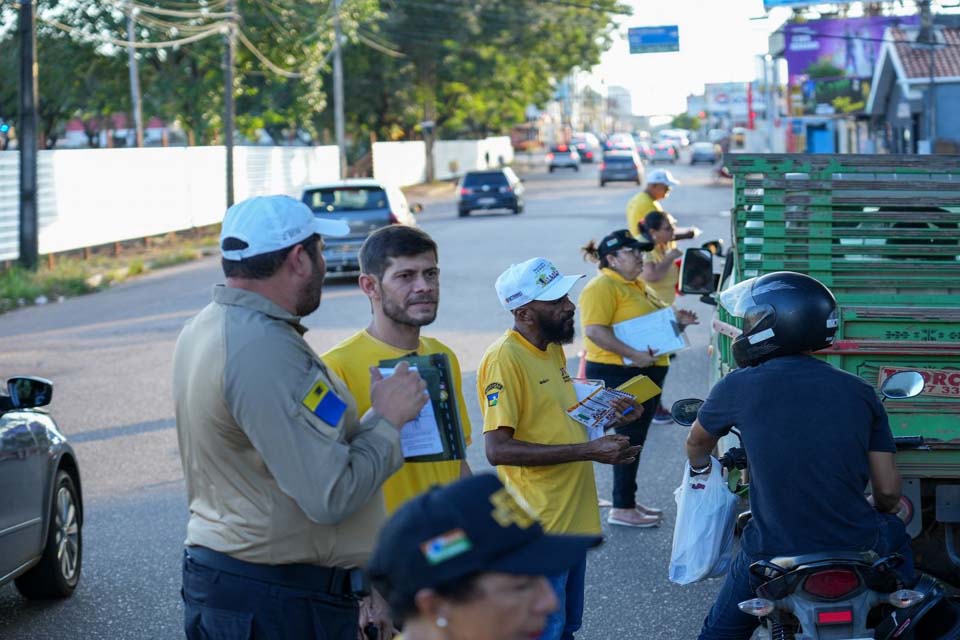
left=701, top=239, right=724, bottom=257
left=880, top=371, right=925, bottom=400
left=670, top=398, right=704, bottom=427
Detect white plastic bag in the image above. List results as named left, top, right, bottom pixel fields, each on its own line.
left=668, top=457, right=739, bottom=585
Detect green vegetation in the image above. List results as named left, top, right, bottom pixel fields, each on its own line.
left=672, top=113, right=701, bottom=131
left=0, top=1, right=630, bottom=151
left=0, top=227, right=219, bottom=314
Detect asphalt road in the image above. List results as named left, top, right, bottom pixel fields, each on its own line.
left=0, top=156, right=734, bottom=639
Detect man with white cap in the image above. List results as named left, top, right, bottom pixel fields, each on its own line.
left=477, top=257, right=641, bottom=640
left=625, top=167, right=696, bottom=240
left=173, top=195, right=428, bottom=639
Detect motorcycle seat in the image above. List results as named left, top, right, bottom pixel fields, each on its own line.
left=766, top=550, right=878, bottom=571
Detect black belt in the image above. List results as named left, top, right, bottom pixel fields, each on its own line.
left=185, top=546, right=369, bottom=597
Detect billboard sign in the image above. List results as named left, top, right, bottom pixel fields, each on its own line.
left=705, top=82, right=765, bottom=119
left=628, top=26, right=680, bottom=54
left=796, top=77, right=872, bottom=116
left=783, top=16, right=918, bottom=87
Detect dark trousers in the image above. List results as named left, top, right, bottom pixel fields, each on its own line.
left=584, top=361, right=669, bottom=509
left=698, top=514, right=915, bottom=640
left=182, top=547, right=359, bottom=640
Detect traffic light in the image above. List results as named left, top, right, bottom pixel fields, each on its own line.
left=0, top=123, right=9, bottom=133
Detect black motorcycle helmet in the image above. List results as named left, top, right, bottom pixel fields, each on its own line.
left=719, top=271, right=839, bottom=368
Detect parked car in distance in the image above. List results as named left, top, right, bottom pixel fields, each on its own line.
left=301, top=179, right=420, bottom=273
left=650, top=141, right=678, bottom=164
left=546, top=144, right=580, bottom=172
left=690, top=142, right=722, bottom=165
left=599, top=151, right=644, bottom=187
left=1, top=376, right=83, bottom=600
left=457, top=168, right=524, bottom=217
left=570, top=133, right=601, bottom=163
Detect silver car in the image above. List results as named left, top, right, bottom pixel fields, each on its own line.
left=0, top=376, right=83, bottom=599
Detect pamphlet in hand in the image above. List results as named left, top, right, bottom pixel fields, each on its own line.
left=613, top=307, right=688, bottom=363
left=567, top=379, right=635, bottom=438
left=378, top=353, right=467, bottom=463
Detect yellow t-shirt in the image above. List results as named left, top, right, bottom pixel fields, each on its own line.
left=477, top=330, right=601, bottom=536
left=643, top=241, right=680, bottom=305
left=626, top=191, right=663, bottom=238
left=579, top=268, right=670, bottom=368
left=322, top=330, right=472, bottom=514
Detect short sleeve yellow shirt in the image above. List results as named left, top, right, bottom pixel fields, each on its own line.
left=626, top=191, right=663, bottom=238
left=322, top=330, right=472, bottom=514
left=579, top=268, right=670, bottom=367
left=477, top=330, right=601, bottom=536
left=643, top=241, right=680, bottom=305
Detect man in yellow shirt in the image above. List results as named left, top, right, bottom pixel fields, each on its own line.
left=479, top=257, right=641, bottom=640
left=323, top=226, right=472, bottom=518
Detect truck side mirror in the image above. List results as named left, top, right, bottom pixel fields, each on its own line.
left=680, top=248, right=715, bottom=295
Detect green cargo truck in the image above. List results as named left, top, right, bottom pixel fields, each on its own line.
left=681, top=153, right=960, bottom=583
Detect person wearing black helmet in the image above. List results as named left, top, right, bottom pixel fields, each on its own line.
left=684, top=271, right=914, bottom=640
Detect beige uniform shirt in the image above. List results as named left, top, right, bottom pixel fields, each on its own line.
left=173, top=286, right=403, bottom=568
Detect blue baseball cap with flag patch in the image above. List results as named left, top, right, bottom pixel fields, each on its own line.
left=368, top=474, right=601, bottom=605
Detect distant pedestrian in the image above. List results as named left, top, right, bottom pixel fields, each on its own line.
left=368, top=474, right=602, bottom=640
left=579, top=229, right=698, bottom=527
left=478, top=257, right=642, bottom=640
left=173, top=195, right=427, bottom=640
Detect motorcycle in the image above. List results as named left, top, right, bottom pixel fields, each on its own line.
left=670, top=371, right=960, bottom=639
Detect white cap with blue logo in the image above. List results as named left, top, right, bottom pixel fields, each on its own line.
left=495, top=257, right=584, bottom=312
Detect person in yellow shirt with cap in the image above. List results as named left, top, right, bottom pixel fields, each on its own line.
left=579, top=229, right=698, bottom=527
left=322, top=225, right=472, bottom=519
left=478, top=257, right=642, bottom=640
left=627, top=168, right=701, bottom=423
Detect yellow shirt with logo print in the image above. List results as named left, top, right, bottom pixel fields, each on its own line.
left=579, top=268, right=671, bottom=368
left=477, top=330, right=601, bottom=536
left=322, top=330, right=472, bottom=515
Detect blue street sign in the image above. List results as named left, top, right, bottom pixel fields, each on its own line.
left=627, top=26, right=680, bottom=54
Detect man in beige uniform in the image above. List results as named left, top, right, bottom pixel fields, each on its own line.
left=174, top=195, right=427, bottom=640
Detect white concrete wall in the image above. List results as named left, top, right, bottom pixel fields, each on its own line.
left=373, top=141, right=427, bottom=187
left=0, top=145, right=340, bottom=261
left=375, top=136, right=517, bottom=185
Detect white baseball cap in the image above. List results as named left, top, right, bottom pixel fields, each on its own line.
left=220, top=195, right=350, bottom=261
left=646, top=168, right=681, bottom=187
left=495, top=258, right=584, bottom=312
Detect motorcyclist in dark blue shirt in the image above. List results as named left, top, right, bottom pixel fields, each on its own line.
left=684, top=271, right=913, bottom=640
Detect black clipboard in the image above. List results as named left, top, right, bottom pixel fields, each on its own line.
left=378, top=352, right=467, bottom=463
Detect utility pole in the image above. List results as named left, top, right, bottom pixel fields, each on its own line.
left=919, top=0, right=937, bottom=151
left=18, top=0, right=38, bottom=270
left=126, top=1, right=144, bottom=147
left=333, top=0, right=346, bottom=178
left=224, top=0, right=237, bottom=206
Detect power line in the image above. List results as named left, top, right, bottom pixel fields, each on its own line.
left=236, top=28, right=302, bottom=77
left=36, top=12, right=228, bottom=48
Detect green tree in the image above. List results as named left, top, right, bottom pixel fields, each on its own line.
left=672, top=113, right=700, bottom=131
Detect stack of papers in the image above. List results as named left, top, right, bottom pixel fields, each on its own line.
left=613, top=307, right=688, bottom=363
left=567, top=374, right=663, bottom=440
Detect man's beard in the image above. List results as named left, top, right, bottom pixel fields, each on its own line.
left=381, top=292, right=438, bottom=328
left=295, top=261, right=326, bottom=316
left=538, top=310, right=575, bottom=345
